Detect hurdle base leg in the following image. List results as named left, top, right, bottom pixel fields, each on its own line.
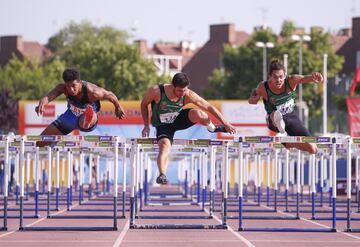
left=284, top=189, right=289, bottom=212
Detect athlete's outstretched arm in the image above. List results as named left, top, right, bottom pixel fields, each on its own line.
left=289, top=72, right=323, bottom=88
left=90, top=86, right=125, bottom=119
left=140, top=86, right=158, bottom=137
left=248, top=87, right=261, bottom=104
left=186, top=90, right=236, bottom=134
left=36, top=84, right=65, bottom=116
left=248, top=82, right=266, bottom=104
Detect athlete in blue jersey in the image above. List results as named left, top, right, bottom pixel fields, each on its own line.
left=35, top=68, right=125, bottom=146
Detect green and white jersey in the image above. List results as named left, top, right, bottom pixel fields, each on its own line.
left=263, top=77, right=296, bottom=115
left=151, top=84, right=185, bottom=127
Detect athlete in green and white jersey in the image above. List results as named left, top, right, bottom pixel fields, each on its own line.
left=150, top=84, right=185, bottom=128
left=141, top=72, right=236, bottom=184
left=248, top=59, right=323, bottom=154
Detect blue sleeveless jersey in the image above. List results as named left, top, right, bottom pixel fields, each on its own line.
left=52, top=81, right=101, bottom=134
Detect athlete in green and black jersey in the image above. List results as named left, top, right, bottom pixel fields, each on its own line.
left=248, top=59, right=323, bottom=154
left=141, top=72, right=236, bottom=184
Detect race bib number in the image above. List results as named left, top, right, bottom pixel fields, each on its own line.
left=159, top=112, right=179, bottom=124
left=276, top=99, right=295, bottom=115
left=69, top=104, right=85, bottom=117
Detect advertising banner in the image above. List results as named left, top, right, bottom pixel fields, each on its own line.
left=19, top=100, right=270, bottom=138
left=346, top=97, right=360, bottom=137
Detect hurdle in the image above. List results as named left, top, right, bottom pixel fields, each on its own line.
left=136, top=142, right=212, bottom=216
left=223, top=139, right=299, bottom=220
left=345, top=137, right=360, bottom=232
left=303, top=141, right=356, bottom=219
left=14, top=135, right=123, bottom=231
left=1, top=136, right=10, bottom=230
left=2, top=136, right=41, bottom=225
left=58, top=144, right=126, bottom=214
left=356, top=155, right=360, bottom=213
left=48, top=144, right=126, bottom=215
left=236, top=136, right=344, bottom=232
left=209, top=145, right=216, bottom=216
left=266, top=143, right=347, bottom=216
left=139, top=144, right=197, bottom=206
left=129, top=138, right=227, bottom=229
left=3, top=134, right=359, bottom=232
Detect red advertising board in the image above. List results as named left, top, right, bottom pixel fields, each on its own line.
left=346, top=97, right=360, bottom=136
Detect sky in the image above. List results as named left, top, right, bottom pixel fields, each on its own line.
left=1, top=0, right=360, bottom=47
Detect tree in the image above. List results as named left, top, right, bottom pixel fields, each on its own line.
left=47, top=21, right=167, bottom=100
left=280, top=20, right=296, bottom=38
left=0, top=89, right=19, bottom=133
left=47, top=21, right=128, bottom=55
left=0, top=56, right=65, bottom=100
left=205, top=27, right=279, bottom=99
left=280, top=27, right=344, bottom=132
left=0, top=56, right=65, bottom=134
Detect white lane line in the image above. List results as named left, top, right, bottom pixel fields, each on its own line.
left=25, top=204, right=76, bottom=227
left=124, top=239, right=254, bottom=243
left=112, top=220, right=129, bottom=247
left=342, top=232, right=360, bottom=240
left=315, top=201, right=360, bottom=240
left=188, top=196, right=254, bottom=247
left=250, top=239, right=360, bottom=243
left=0, top=200, right=26, bottom=238
left=0, top=240, right=114, bottom=243
left=0, top=202, right=25, bottom=238
left=0, top=202, right=80, bottom=238
left=0, top=231, right=16, bottom=239
left=204, top=207, right=255, bottom=247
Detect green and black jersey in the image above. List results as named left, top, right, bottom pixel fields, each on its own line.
left=263, top=77, right=296, bottom=115
left=151, top=84, right=185, bottom=127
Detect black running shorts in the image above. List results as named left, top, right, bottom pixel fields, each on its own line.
left=155, top=109, right=195, bottom=142
left=266, top=110, right=311, bottom=136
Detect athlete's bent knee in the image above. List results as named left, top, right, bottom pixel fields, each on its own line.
left=158, top=139, right=171, bottom=152
left=309, top=144, right=317, bottom=154
left=79, top=114, right=97, bottom=129
left=189, top=109, right=208, bottom=123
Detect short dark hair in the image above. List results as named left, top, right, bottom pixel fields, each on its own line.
left=63, top=68, right=80, bottom=82
left=172, top=72, right=190, bottom=88
left=268, top=59, right=285, bottom=76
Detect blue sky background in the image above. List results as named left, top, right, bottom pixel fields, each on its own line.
left=1, top=0, right=359, bottom=47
